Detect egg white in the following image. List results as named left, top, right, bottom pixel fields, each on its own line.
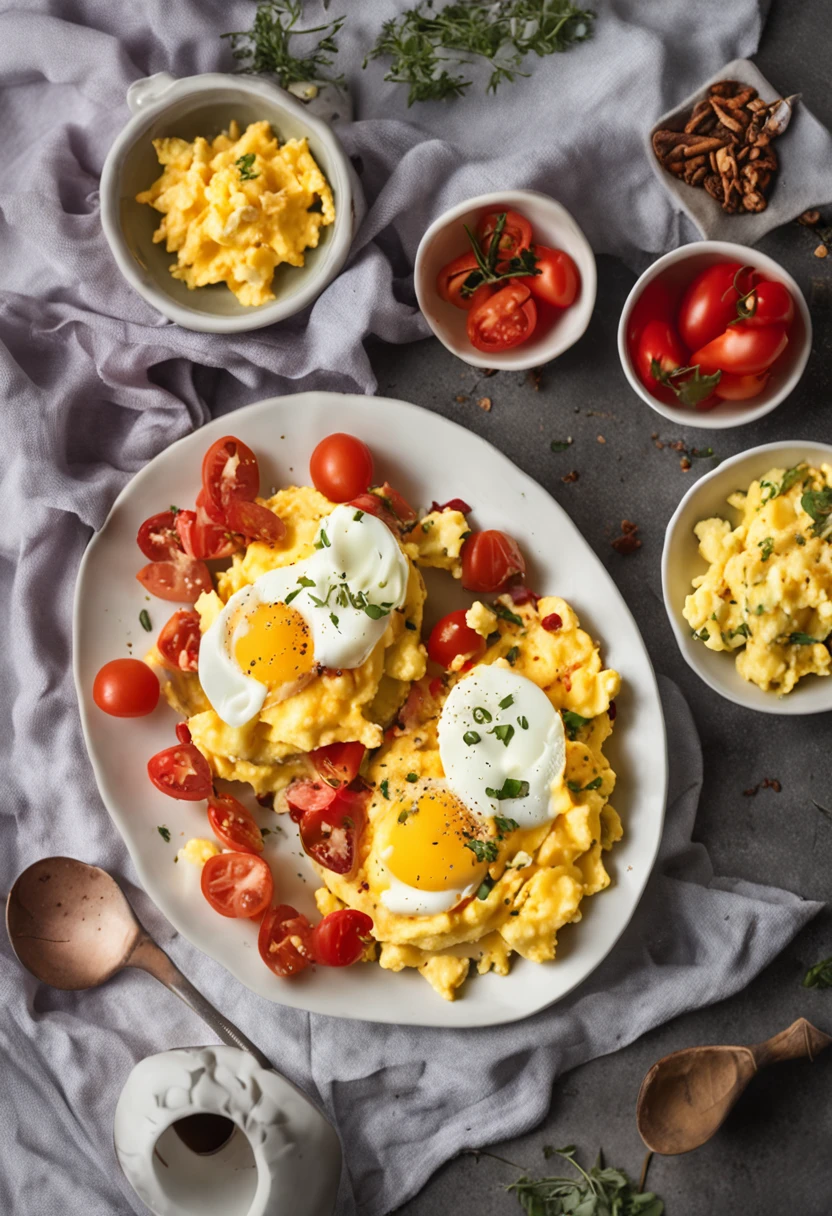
left=199, top=504, right=410, bottom=727
left=438, top=665, right=566, bottom=828
left=379, top=867, right=481, bottom=917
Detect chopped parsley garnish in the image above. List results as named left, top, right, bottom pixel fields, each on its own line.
left=486, top=630, right=502, bottom=648
left=169, top=504, right=179, bottom=514
left=486, top=778, right=530, bottom=800
left=518, top=715, right=529, bottom=730
left=506, top=645, right=520, bottom=665
left=796, top=533, right=806, bottom=546
left=353, top=510, right=364, bottom=522
left=157, top=826, right=171, bottom=843
left=472, top=706, right=492, bottom=724
left=298, top=575, right=316, bottom=587
left=315, top=528, right=331, bottom=549
left=463, top=730, right=481, bottom=746
left=236, top=152, right=259, bottom=181
left=364, top=603, right=387, bottom=619
left=397, top=808, right=411, bottom=823
left=284, top=588, right=302, bottom=604
left=788, top=632, right=824, bottom=645
left=406, top=771, right=418, bottom=783
left=723, top=622, right=751, bottom=641
left=464, top=838, right=498, bottom=863
left=763, top=465, right=806, bottom=503
left=329, top=612, right=340, bottom=629
left=139, top=609, right=152, bottom=632
left=561, top=710, right=591, bottom=740
left=494, top=815, right=519, bottom=834
left=758, top=536, right=774, bottom=562
left=801, top=487, right=832, bottom=536
left=476, top=875, right=495, bottom=900
left=692, top=627, right=710, bottom=642
left=755, top=604, right=765, bottom=614
left=567, top=776, right=603, bottom=793
left=493, top=602, right=523, bottom=627
left=379, top=779, right=390, bottom=799
left=490, top=723, right=515, bottom=747
left=498, top=693, right=515, bottom=709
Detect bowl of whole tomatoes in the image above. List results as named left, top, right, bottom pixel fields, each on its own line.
left=618, top=242, right=811, bottom=429
left=414, top=190, right=597, bottom=371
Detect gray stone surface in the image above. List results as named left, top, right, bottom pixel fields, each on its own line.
left=369, top=6, right=832, bottom=1211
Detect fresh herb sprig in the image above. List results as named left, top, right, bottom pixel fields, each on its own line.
left=459, top=212, right=541, bottom=298
left=364, top=0, right=595, bottom=106
left=801, top=487, right=832, bottom=537
left=506, top=1144, right=664, bottom=1216
left=650, top=359, right=722, bottom=408
left=223, top=0, right=345, bottom=89
left=803, top=956, right=832, bottom=988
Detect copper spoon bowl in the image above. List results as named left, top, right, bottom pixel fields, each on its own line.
left=637, top=1016, right=831, bottom=1155
left=6, top=856, right=270, bottom=1070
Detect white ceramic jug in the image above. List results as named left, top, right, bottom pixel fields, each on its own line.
left=114, top=1045, right=341, bottom=1216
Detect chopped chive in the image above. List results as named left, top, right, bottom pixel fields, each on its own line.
left=139, top=609, right=152, bottom=632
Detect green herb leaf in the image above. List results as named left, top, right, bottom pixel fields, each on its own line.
left=494, top=815, right=519, bottom=834
left=796, top=533, right=807, bottom=546
left=222, top=0, right=346, bottom=90
left=517, top=715, right=529, bottom=730
left=499, top=694, right=515, bottom=709
left=157, top=826, right=171, bottom=843
left=692, top=626, right=710, bottom=642
left=486, top=778, right=530, bottom=800
left=690, top=446, right=716, bottom=459
left=464, top=838, right=498, bottom=863
left=506, top=645, right=520, bottom=665
left=476, top=875, right=495, bottom=901
left=567, top=776, right=602, bottom=793
left=329, top=612, right=339, bottom=629
left=406, top=771, right=418, bottom=783
left=493, top=602, right=523, bottom=627
left=758, top=536, right=774, bottom=562
left=472, top=706, right=492, bottom=724
left=561, top=709, right=591, bottom=740
left=507, top=1144, right=664, bottom=1216
left=550, top=439, right=572, bottom=452
left=379, top=779, right=390, bottom=800
left=788, top=632, right=824, bottom=645
left=316, top=528, right=331, bottom=549
left=353, top=509, right=364, bottom=522
left=650, top=358, right=722, bottom=407
left=235, top=152, right=259, bottom=181
left=463, top=730, right=481, bottom=746
left=363, top=603, right=388, bottom=620
left=490, top=723, right=515, bottom=747
left=139, top=609, right=152, bottom=632
left=803, top=956, right=832, bottom=988
left=801, top=487, right=832, bottom=536
left=397, top=809, right=410, bottom=824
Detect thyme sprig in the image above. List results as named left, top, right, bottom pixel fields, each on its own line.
left=223, top=0, right=345, bottom=88
left=459, top=211, right=541, bottom=298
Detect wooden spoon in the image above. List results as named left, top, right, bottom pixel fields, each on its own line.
left=637, top=1018, right=831, bottom=1155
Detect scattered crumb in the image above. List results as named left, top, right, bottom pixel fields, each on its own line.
left=455, top=394, right=468, bottom=403
left=612, top=520, right=641, bottom=555
left=561, top=470, right=580, bottom=484
left=815, top=244, right=828, bottom=259
left=800, top=210, right=820, bottom=226
left=680, top=456, right=692, bottom=471
left=743, top=777, right=782, bottom=797
left=527, top=368, right=542, bottom=391
left=477, top=396, right=492, bottom=412
left=597, top=434, right=606, bottom=444
left=483, top=368, right=498, bottom=377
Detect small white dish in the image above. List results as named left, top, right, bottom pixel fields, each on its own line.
left=100, top=72, right=354, bottom=333
left=618, top=241, right=812, bottom=431
left=663, top=440, right=832, bottom=715
left=414, top=189, right=596, bottom=371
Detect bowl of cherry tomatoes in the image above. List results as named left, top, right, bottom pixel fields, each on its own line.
left=618, top=241, right=811, bottom=430
left=414, top=189, right=596, bottom=370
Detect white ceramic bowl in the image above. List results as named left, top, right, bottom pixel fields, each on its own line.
left=663, top=440, right=832, bottom=714
left=618, top=241, right=811, bottom=430
left=414, top=190, right=596, bottom=371
left=100, top=72, right=354, bottom=333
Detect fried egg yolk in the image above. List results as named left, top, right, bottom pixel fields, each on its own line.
left=384, top=788, right=486, bottom=893
left=233, top=602, right=315, bottom=690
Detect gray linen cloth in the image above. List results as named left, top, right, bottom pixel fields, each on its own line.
left=0, top=1, right=824, bottom=1214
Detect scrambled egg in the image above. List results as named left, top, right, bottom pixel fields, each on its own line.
left=157, top=490, right=472, bottom=798
left=177, top=838, right=220, bottom=866
left=312, top=593, right=622, bottom=1001
left=683, top=463, right=832, bottom=693
left=136, top=120, right=335, bottom=306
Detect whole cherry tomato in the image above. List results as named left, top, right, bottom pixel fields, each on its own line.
left=201, top=436, right=259, bottom=514
left=744, top=280, right=794, bottom=329
left=427, top=609, right=487, bottom=669
left=207, top=792, right=264, bottom=854
left=467, top=283, right=537, bottom=353
left=258, top=904, right=315, bottom=976
left=310, top=741, right=366, bottom=787
left=527, top=246, right=580, bottom=309
left=201, top=853, right=273, bottom=919
left=311, top=909, right=373, bottom=967
left=691, top=324, right=788, bottom=377
left=93, top=659, right=159, bottom=718
left=156, top=610, right=201, bottom=673
left=677, top=263, right=758, bottom=350
left=147, top=740, right=212, bottom=801
left=310, top=433, right=374, bottom=502
left=635, top=318, right=689, bottom=402
left=461, top=530, right=525, bottom=593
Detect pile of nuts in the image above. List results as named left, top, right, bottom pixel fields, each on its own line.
left=652, top=80, right=797, bottom=214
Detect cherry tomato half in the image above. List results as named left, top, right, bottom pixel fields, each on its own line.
left=467, top=283, right=537, bottom=353
left=93, top=658, right=159, bottom=718
left=527, top=246, right=580, bottom=309
left=201, top=852, right=273, bottom=919
left=136, top=555, right=213, bottom=603
left=461, top=530, right=526, bottom=593
left=310, top=433, right=374, bottom=502
left=223, top=498, right=286, bottom=545
left=310, top=741, right=366, bottom=787
left=436, top=253, right=493, bottom=312
left=677, top=263, right=757, bottom=351
left=311, top=909, right=373, bottom=967
left=635, top=318, right=689, bottom=402
left=156, top=610, right=201, bottom=673
left=713, top=370, right=771, bottom=401
left=176, top=499, right=240, bottom=561
left=258, top=904, right=315, bottom=977
left=744, top=280, right=794, bottom=330
left=137, top=511, right=182, bottom=562
left=289, top=784, right=369, bottom=875
left=691, top=324, right=788, bottom=377
left=285, top=779, right=339, bottom=813
left=202, top=436, right=259, bottom=513
left=350, top=483, right=418, bottom=531
left=427, top=609, right=487, bottom=669
left=476, top=209, right=533, bottom=262
left=147, top=741, right=212, bottom=801
left=207, top=792, right=264, bottom=854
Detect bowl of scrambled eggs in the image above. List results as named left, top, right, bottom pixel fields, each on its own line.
left=101, top=72, right=354, bottom=332
left=663, top=441, right=832, bottom=713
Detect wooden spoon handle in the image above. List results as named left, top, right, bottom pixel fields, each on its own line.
left=750, top=1017, right=832, bottom=1070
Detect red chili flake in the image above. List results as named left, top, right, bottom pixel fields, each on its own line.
left=562, top=470, right=580, bottom=484
left=608, top=700, right=617, bottom=721
left=541, top=613, right=563, bottom=632
left=430, top=498, right=472, bottom=514
left=508, top=582, right=539, bottom=606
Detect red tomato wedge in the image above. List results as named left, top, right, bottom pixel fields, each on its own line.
left=692, top=324, right=788, bottom=377
left=677, top=263, right=757, bottom=350
left=350, top=483, right=417, bottom=530
left=147, top=741, right=212, bottom=801
left=156, top=610, right=201, bottom=673
left=137, top=555, right=213, bottom=603
left=93, top=659, right=159, bottom=718
left=137, top=511, right=183, bottom=561
left=309, top=433, right=374, bottom=502
left=476, top=209, right=533, bottom=262
left=195, top=485, right=227, bottom=525
left=202, top=436, right=259, bottom=513
left=176, top=502, right=240, bottom=561
left=467, top=283, right=537, bottom=353
left=427, top=609, right=487, bottom=669
left=286, top=780, right=340, bottom=813
left=311, top=909, right=373, bottom=967
left=201, top=853, right=273, bottom=919
left=310, top=741, right=366, bottom=787
left=527, top=246, right=580, bottom=309
left=223, top=498, right=286, bottom=545
left=207, top=793, right=264, bottom=855
left=461, top=530, right=526, bottom=593
left=713, top=370, right=771, bottom=401
left=258, top=904, right=315, bottom=977
left=289, top=784, right=369, bottom=876
left=436, top=253, right=493, bottom=311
